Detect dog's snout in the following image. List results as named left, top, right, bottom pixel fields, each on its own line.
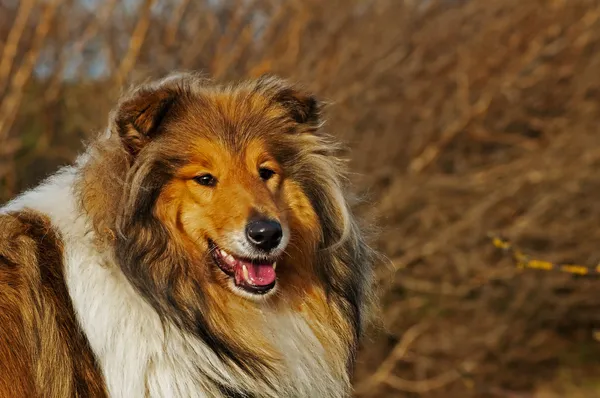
left=245, top=219, right=282, bottom=251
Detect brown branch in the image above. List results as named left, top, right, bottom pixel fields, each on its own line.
left=408, top=0, right=575, bottom=174
left=211, top=0, right=255, bottom=78
left=0, top=0, right=35, bottom=95
left=164, top=0, right=191, bottom=47
left=114, top=0, right=156, bottom=87
left=353, top=322, right=429, bottom=395
left=383, top=370, right=463, bottom=394
left=180, top=11, right=218, bottom=69
left=45, top=0, right=119, bottom=102
left=0, top=0, right=59, bottom=143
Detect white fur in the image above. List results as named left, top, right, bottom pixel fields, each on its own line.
left=1, top=157, right=348, bottom=398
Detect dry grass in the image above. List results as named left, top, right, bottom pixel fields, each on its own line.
left=2, top=0, right=600, bottom=396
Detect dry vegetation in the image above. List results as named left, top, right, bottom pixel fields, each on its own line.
left=2, top=0, right=600, bottom=396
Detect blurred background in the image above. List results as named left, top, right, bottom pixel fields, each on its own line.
left=2, top=0, right=600, bottom=396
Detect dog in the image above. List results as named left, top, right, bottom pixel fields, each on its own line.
left=0, top=72, right=374, bottom=397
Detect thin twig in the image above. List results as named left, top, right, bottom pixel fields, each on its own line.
left=0, top=0, right=59, bottom=142
left=0, top=0, right=35, bottom=95
left=354, top=323, right=429, bottom=395
left=115, top=0, right=156, bottom=87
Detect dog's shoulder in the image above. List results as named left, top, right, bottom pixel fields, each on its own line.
left=0, top=209, right=65, bottom=295
left=0, top=209, right=59, bottom=396
left=0, top=209, right=63, bottom=270
left=0, top=208, right=108, bottom=397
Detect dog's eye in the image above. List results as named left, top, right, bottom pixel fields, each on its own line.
left=194, top=174, right=217, bottom=187
left=259, top=168, right=275, bottom=181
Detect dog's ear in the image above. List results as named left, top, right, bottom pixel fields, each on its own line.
left=257, top=75, right=322, bottom=130
left=272, top=86, right=321, bottom=126
left=113, top=78, right=186, bottom=156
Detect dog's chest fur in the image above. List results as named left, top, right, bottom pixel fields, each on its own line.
left=2, top=165, right=348, bottom=398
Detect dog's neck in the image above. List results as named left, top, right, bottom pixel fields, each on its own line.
left=4, top=162, right=351, bottom=397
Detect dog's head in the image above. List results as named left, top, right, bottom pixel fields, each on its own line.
left=110, top=73, right=329, bottom=302
left=81, top=72, right=373, bottom=377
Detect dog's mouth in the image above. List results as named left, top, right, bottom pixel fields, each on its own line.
left=209, top=241, right=277, bottom=295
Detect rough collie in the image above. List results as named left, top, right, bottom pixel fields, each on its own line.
left=0, top=72, right=374, bottom=397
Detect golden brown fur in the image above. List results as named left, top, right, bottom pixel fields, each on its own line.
left=83, top=73, right=373, bottom=391
left=0, top=210, right=107, bottom=397
left=0, top=72, right=374, bottom=397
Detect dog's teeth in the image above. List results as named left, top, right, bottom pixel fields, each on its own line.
left=225, top=255, right=236, bottom=265
left=220, top=250, right=227, bottom=257
left=272, top=262, right=277, bottom=270
left=242, top=264, right=249, bottom=280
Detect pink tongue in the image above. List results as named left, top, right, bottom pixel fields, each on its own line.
left=238, top=261, right=276, bottom=286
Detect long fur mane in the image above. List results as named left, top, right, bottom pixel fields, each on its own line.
left=2, top=72, right=375, bottom=398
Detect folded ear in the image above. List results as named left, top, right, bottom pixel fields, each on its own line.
left=256, top=75, right=322, bottom=131
left=112, top=76, right=188, bottom=156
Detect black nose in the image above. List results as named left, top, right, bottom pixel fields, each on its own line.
left=245, top=219, right=283, bottom=251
